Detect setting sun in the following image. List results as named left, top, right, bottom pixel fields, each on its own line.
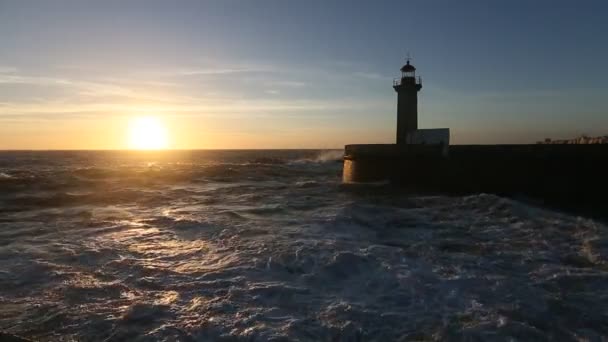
left=128, top=116, right=169, bottom=150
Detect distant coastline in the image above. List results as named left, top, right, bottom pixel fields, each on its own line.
left=537, top=135, right=608, bottom=144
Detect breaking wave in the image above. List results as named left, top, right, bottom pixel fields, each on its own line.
left=0, top=150, right=607, bottom=341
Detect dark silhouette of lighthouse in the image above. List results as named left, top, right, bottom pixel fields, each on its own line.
left=393, top=59, right=422, bottom=144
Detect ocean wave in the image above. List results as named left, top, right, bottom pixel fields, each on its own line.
left=288, top=150, right=344, bottom=165
left=1, top=150, right=608, bottom=341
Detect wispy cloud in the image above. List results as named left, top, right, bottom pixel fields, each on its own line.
left=0, top=60, right=396, bottom=124
left=0, top=66, right=18, bottom=73
left=151, top=65, right=272, bottom=78
left=172, top=68, right=255, bottom=76
left=0, top=72, right=182, bottom=102
left=0, top=97, right=387, bottom=116
left=264, top=80, right=307, bottom=88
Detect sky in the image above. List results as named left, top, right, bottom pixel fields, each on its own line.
left=0, top=0, right=607, bottom=149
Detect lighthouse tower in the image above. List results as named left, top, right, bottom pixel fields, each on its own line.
left=393, top=59, right=422, bottom=144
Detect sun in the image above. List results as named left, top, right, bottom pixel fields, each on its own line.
left=128, top=116, right=168, bottom=150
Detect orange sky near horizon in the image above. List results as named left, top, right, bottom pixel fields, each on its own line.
left=0, top=114, right=397, bottom=150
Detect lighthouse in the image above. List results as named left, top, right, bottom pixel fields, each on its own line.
left=343, top=55, right=449, bottom=184
left=393, top=59, right=422, bottom=145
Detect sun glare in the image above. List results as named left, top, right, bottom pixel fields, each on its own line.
left=128, top=116, right=168, bottom=150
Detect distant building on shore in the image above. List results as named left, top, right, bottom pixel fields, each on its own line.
left=537, top=135, right=608, bottom=144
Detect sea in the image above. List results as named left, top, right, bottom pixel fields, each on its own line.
left=0, top=150, right=606, bottom=341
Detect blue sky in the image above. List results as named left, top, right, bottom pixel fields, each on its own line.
left=0, top=0, right=607, bottom=148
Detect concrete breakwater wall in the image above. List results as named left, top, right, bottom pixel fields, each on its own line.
left=343, top=144, right=608, bottom=218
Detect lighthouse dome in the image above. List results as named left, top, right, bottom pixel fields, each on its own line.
left=400, top=60, right=416, bottom=72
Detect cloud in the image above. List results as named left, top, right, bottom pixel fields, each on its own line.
left=0, top=74, right=68, bottom=86
left=152, top=65, right=272, bottom=78
left=0, top=72, right=184, bottom=102
left=264, top=80, right=307, bottom=88
left=0, top=66, right=18, bottom=73
left=0, top=60, right=396, bottom=123
left=0, top=97, right=383, bottom=115
left=173, top=68, right=254, bottom=76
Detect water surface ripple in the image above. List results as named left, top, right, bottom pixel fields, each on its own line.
left=0, top=150, right=607, bottom=341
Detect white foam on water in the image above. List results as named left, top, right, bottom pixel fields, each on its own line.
left=0, top=151, right=607, bottom=341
